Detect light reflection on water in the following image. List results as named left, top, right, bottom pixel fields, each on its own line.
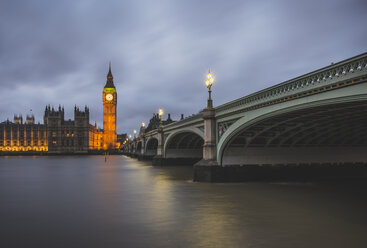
left=0, top=155, right=367, bottom=248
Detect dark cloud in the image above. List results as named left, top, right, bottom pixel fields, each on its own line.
left=0, top=0, right=366, bottom=134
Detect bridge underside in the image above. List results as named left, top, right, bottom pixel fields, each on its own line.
left=136, top=142, right=142, bottom=155
left=145, top=138, right=158, bottom=156
left=222, top=101, right=367, bottom=165
left=162, top=132, right=203, bottom=165
left=166, top=132, right=203, bottom=158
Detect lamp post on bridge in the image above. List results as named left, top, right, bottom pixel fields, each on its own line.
left=127, top=134, right=132, bottom=154
left=205, top=70, right=214, bottom=108
left=152, top=108, right=165, bottom=165
left=139, top=122, right=146, bottom=159
left=158, top=108, right=164, bottom=126
left=194, top=69, right=219, bottom=181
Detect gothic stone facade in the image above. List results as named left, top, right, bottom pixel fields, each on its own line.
left=44, top=105, right=103, bottom=153
left=0, top=115, right=48, bottom=152
left=0, top=106, right=103, bottom=153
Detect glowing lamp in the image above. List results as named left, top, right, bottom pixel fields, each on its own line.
left=158, top=108, right=164, bottom=118
left=205, top=69, right=214, bottom=108
left=206, top=70, right=214, bottom=89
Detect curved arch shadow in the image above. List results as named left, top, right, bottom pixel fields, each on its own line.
left=164, top=131, right=204, bottom=165
left=136, top=141, right=142, bottom=155
left=145, top=138, right=158, bottom=156
left=220, top=101, right=367, bottom=165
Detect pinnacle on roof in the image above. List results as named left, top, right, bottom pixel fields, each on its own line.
left=107, top=62, right=113, bottom=78
left=104, top=62, right=115, bottom=88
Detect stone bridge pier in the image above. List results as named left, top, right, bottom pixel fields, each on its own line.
left=196, top=107, right=217, bottom=165
left=194, top=106, right=226, bottom=181
left=152, top=127, right=164, bottom=165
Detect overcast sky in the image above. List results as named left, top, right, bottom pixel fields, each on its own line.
left=0, top=0, right=366, bottom=134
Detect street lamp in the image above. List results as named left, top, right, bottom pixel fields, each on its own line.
left=205, top=69, right=214, bottom=108
left=141, top=122, right=145, bottom=128
left=133, top=129, right=137, bottom=138
left=158, top=108, right=164, bottom=126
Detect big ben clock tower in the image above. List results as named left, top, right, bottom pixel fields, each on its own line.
left=102, top=63, right=117, bottom=150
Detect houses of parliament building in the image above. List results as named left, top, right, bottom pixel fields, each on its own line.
left=0, top=65, right=119, bottom=153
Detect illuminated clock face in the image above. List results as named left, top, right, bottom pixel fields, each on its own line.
left=106, top=94, right=113, bottom=101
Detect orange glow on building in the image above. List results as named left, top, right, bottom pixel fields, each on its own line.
left=0, top=119, right=48, bottom=152
left=89, top=124, right=103, bottom=150
left=102, top=63, right=118, bottom=150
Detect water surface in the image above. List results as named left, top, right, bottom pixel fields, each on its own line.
left=0, top=156, right=366, bottom=248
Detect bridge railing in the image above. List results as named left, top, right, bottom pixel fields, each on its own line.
left=163, top=113, right=203, bottom=130
left=215, top=52, right=367, bottom=115
left=141, top=113, right=203, bottom=138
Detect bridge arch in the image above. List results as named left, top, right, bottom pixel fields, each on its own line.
left=136, top=141, right=142, bottom=155
left=217, top=93, right=367, bottom=165
left=164, top=128, right=204, bottom=159
left=130, top=143, right=136, bottom=154
left=145, top=137, right=158, bottom=156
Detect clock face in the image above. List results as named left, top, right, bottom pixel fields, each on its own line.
left=106, top=94, right=113, bottom=101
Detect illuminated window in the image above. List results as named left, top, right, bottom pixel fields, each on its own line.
left=52, top=141, right=56, bottom=144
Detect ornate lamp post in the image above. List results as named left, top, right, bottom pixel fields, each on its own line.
left=133, top=129, right=137, bottom=138
left=140, top=122, right=146, bottom=156
left=193, top=68, right=218, bottom=174
left=158, top=108, right=164, bottom=126
left=140, top=122, right=146, bottom=135
left=153, top=108, right=165, bottom=165
left=128, top=134, right=132, bottom=152
left=205, top=70, right=214, bottom=108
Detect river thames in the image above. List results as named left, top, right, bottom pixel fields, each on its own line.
left=0, top=156, right=366, bottom=248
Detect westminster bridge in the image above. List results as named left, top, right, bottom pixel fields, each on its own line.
left=124, top=52, right=367, bottom=182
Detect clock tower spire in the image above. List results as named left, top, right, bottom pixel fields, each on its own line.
left=102, top=63, right=117, bottom=150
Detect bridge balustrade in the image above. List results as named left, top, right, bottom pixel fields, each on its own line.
left=215, top=53, right=367, bottom=116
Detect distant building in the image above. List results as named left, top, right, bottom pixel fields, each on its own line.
left=0, top=64, right=120, bottom=153
left=102, top=63, right=118, bottom=150
left=144, top=113, right=175, bottom=132
left=0, top=106, right=100, bottom=153
left=44, top=105, right=103, bottom=153
left=117, top=133, right=128, bottom=148
left=0, top=117, right=48, bottom=152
